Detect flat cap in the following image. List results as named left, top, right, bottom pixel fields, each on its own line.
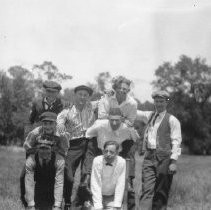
left=43, top=81, right=62, bottom=92
left=39, top=112, right=57, bottom=122
left=151, top=90, right=170, bottom=99
left=74, top=85, right=93, bottom=96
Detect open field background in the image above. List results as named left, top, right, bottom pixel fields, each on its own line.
left=0, top=146, right=211, bottom=210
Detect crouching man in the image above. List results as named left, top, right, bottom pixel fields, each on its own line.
left=91, top=141, right=126, bottom=210
left=23, top=112, right=67, bottom=210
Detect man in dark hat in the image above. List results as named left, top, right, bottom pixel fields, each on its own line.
left=23, top=112, right=67, bottom=210
left=29, top=81, right=64, bottom=125
left=136, top=90, right=182, bottom=210
left=21, top=81, right=68, bottom=206
left=57, top=85, right=96, bottom=210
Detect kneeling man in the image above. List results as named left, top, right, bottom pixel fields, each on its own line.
left=24, top=112, right=67, bottom=210
left=91, top=141, right=126, bottom=210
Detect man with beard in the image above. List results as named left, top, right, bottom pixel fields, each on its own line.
left=137, top=90, right=182, bottom=210
left=91, top=141, right=126, bottom=210
left=98, top=76, right=137, bottom=127
left=57, top=85, right=96, bottom=210
left=23, top=112, right=66, bottom=210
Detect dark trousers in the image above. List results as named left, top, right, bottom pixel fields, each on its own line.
left=139, top=150, right=173, bottom=210
left=64, top=137, right=98, bottom=204
left=120, top=139, right=136, bottom=178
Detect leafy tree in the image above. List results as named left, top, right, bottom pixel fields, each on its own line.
left=33, top=61, right=72, bottom=82
left=152, top=55, right=211, bottom=154
left=0, top=71, right=14, bottom=144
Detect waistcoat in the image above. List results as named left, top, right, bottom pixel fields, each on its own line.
left=143, top=112, right=171, bottom=153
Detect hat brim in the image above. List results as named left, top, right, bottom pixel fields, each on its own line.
left=38, top=145, right=52, bottom=149
left=45, top=88, right=60, bottom=92
left=74, top=87, right=93, bottom=96
left=152, top=95, right=169, bottom=100
left=41, top=118, right=56, bottom=122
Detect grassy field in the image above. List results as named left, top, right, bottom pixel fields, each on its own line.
left=0, top=146, right=211, bottom=210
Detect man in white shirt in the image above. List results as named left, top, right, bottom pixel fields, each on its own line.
left=98, top=76, right=137, bottom=127
left=91, top=141, right=126, bottom=210
left=136, top=90, right=182, bottom=210
left=86, top=108, right=139, bottom=186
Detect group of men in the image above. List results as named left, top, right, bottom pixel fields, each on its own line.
left=20, top=75, right=182, bottom=210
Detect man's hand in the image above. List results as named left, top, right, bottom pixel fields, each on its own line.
left=168, top=160, right=177, bottom=174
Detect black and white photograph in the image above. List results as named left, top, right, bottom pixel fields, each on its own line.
left=0, top=0, right=211, bottom=210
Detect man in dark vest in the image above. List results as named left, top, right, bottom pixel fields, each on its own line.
left=21, top=81, right=66, bottom=205
left=136, top=90, right=182, bottom=210
left=23, top=112, right=67, bottom=210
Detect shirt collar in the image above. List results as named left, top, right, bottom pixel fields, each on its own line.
left=44, top=97, right=56, bottom=105
left=156, top=110, right=167, bottom=117
left=103, top=156, right=117, bottom=167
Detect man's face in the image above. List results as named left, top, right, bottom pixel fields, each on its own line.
left=42, top=120, right=56, bottom=134
left=103, top=144, right=118, bottom=164
left=154, top=97, right=168, bottom=113
left=45, top=89, right=59, bottom=101
left=38, top=147, right=52, bottom=160
left=75, top=90, right=90, bottom=106
left=109, top=115, right=122, bottom=131
left=115, top=82, right=130, bottom=99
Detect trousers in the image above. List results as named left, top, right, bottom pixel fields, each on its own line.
left=139, top=150, right=173, bottom=210
left=64, top=137, right=98, bottom=204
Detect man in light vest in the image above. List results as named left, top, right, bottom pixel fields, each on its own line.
left=136, top=90, right=182, bottom=210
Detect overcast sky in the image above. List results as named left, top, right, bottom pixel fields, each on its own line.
left=1, top=0, right=211, bottom=102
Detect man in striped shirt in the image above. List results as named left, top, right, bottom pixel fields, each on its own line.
left=56, top=85, right=96, bottom=210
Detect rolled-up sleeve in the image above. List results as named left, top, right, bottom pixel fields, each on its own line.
left=23, top=129, right=38, bottom=153
left=57, top=109, right=69, bottom=135
left=169, top=116, right=182, bottom=160
left=124, top=102, right=137, bottom=127
left=86, top=121, right=100, bottom=139
left=98, top=97, right=109, bottom=119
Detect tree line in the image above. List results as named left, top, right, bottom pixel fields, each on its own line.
left=0, top=55, right=211, bottom=155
